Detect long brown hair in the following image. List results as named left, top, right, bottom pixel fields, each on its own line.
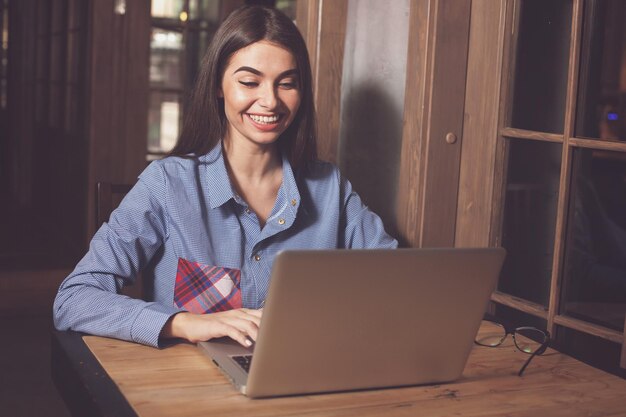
left=169, top=5, right=317, bottom=174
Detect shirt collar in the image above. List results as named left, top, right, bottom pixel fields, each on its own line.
left=202, top=143, right=237, bottom=209
left=201, top=142, right=302, bottom=213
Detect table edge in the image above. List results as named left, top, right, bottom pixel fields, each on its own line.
left=51, top=330, right=138, bottom=417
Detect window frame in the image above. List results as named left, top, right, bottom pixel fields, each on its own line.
left=492, top=0, right=626, bottom=349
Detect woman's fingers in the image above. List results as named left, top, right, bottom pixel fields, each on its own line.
left=170, top=308, right=264, bottom=345
left=224, top=313, right=260, bottom=341
left=224, top=326, right=254, bottom=347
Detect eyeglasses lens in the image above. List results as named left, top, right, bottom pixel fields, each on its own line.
left=475, top=321, right=507, bottom=347
left=513, top=327, right=546, bottom=354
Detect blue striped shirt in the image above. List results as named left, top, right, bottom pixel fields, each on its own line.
left=53, top=144, right=397, bottom=347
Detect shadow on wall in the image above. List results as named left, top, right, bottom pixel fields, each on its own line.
left=339, top=82, right=403, bottom=238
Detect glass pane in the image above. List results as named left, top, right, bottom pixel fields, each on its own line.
left=150, top=29, right=184, bottom=88
left=575, top=0, right=626, bottom=141
left=494, top=304, right=548, bottom=334
left=151, top=0, right=184, bottom=19
left=561, top=148, right=626, bottom=332
left=557, top=326, right=626, bottom=377
left=148, top=92, right=181, bottom=153
left=189, top=0, right=220, bottom=21
left=276, top=0, right=297, bottom=21
left=185, top=29, right=211, bottom=85
left=510, top=0, right=572, bottom=134
left=498, top=139, right=562, bottom=306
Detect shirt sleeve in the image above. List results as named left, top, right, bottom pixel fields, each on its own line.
left=53, top=162, right=184, bottom=348
left=340, top=173, right=398, bottom=249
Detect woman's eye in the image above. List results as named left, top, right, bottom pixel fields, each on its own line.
left=239, top=81, right=258, bottom=87
left=278, top=82, right=297, bottom=90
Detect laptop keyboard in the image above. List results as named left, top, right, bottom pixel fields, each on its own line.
left=231, top=355, right=253, bottom=373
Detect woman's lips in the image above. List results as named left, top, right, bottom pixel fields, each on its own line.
left=246, top=113, right=282, bottom=131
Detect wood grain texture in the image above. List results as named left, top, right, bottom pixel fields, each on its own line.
left=569, top=137, right=626, bottom=152
left=82, top=321, right=626, bottom=417
left=455, top=0, right=506, bottom=248
left=490, top=0, right=521, bottom=249
left=418, top=0, right=471, bottom=248
left=547, top=0, right=583, bottom=338
left=553, top=315, right=623, bottom=345
left=394, top=0, right=433, bottom=247
left=312, top=0, right=348, bottom=164
left=491, top=291, right=548, bottom=319
left=296, top=0, right=319, bottom=84
left=395, top=0, right=431, bottom=247
left=499, top=127, right=563, bottom=143
left=87, top=0, right=150, bottom=242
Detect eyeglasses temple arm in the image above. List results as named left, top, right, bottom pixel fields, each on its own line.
left=517, top=339, right=550, bottom=377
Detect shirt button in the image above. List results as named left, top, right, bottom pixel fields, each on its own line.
left=278, top=218, right=285, bottom=225
left=254, top=254, right=261, bottom=261
left=291, top=199, right=297, bottom=206
left=245, top=208, right=251, bottom=214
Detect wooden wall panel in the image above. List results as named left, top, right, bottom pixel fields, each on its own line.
left=418, top=0, right=471, bottom=247
left=455, top=1, right=507, bottom=247
left=338, top=0, right=410, bottom=232
left=397, top=0, right=471, bottom=248
left=296, top=0, right=319, bottom=75
left=86, top=0, right=150, bottom=241
left=297, top=0, right=348, bottom=165
left=396, top=0, right=431, bottom=247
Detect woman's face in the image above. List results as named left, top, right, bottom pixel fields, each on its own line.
left=220, top=40, right=301, bottom=150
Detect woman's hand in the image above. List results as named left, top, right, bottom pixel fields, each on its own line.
left=161, top=309, right=263, bottom=347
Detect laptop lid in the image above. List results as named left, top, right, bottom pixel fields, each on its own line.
left=198, top=247, right=506, bottom=398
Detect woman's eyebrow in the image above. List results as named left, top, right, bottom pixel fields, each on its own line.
left=233, top=66, right=298, bottom=78
left=234, top=66, right=262, bottom=75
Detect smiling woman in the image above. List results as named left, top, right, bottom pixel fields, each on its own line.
left=53, top=5, right=397, bottom=350
left=221, top=41, right=301, bottom=148
left=219, top=41, right=302, bottom=225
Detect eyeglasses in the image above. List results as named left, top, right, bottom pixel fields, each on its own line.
left=474, top=314, right=551, bottom=376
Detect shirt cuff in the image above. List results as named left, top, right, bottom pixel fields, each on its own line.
left=130, top=302, right=184, bottom=348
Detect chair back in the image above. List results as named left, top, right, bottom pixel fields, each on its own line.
left=96, top=182, right=133, bottom=228
left=95, top=182, right=143, bottom=299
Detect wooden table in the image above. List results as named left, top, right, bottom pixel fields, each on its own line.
left=51, top=323, right=626, bottom=417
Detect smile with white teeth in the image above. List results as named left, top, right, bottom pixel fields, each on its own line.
left=248, top=114, right=280, bottom=124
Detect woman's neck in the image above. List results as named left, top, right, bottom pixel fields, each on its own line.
left=222, top=139, right=282, bottom=185
left=222, top=138, right=284, bottom=228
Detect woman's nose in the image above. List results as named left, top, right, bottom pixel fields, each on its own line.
left=258, top=85, right=278, bottom=109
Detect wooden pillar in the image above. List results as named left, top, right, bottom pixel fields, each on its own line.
left=86, top=0, right=150, bottom=242
left=396, top=0, right=472, bottom=247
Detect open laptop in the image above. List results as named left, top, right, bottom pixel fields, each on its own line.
left=197, top=247, right=506, bottom=398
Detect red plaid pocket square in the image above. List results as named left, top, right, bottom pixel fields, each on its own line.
left=173, top=258, right=242, bottom=314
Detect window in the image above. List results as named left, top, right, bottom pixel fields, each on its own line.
left=494, top=0, right=626, bottom=374
left=147, top=0, right=297, bottom=160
